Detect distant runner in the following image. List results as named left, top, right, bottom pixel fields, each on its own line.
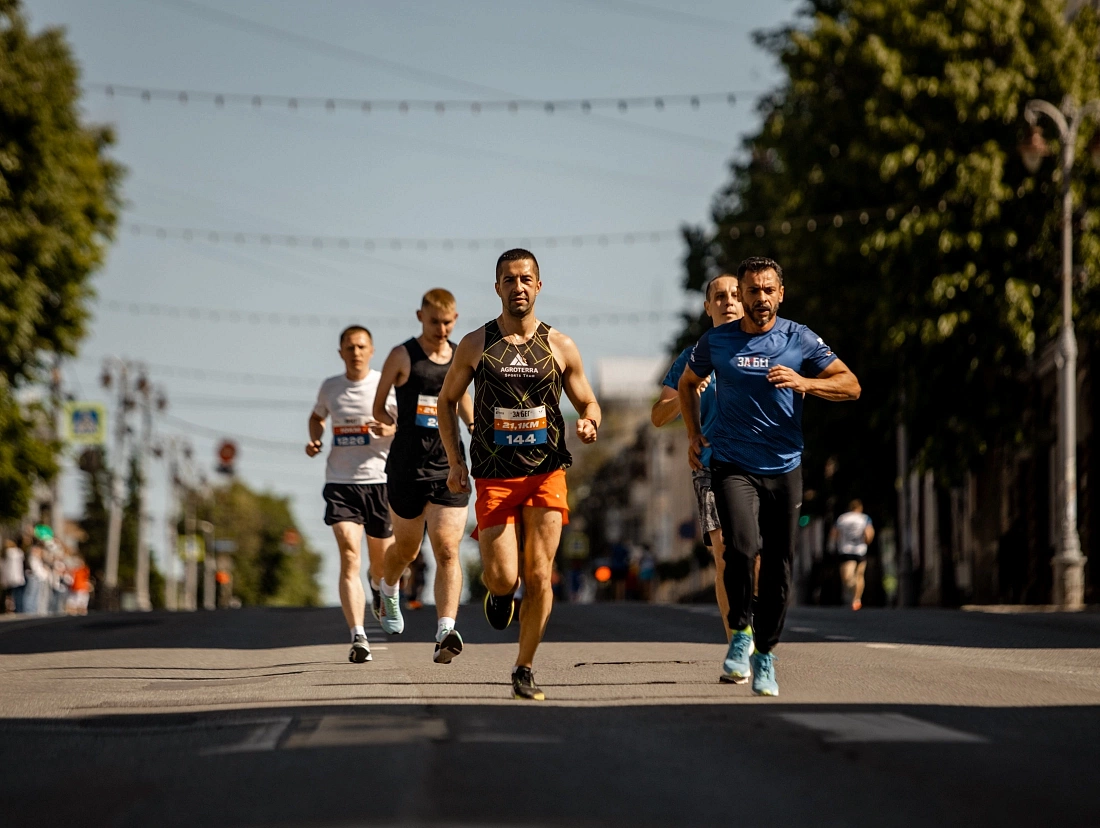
left=437, top=249, right=601, bottom=701
left=372, top=288, right=475, bottom=664
left=832, top=499, right=874, bottom=611
left=651, top=274, right=742, bottom=641
left=307, top=325, right=397, bottom=664
left=679, top=257, right=860, bottom=696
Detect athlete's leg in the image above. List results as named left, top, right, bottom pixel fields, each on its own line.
left=753, top=466, right=802, bottom=654
left=384, top=511, right=426, bottom=589
left=839, top=559, right=856, bottom=604
left=712, top=463, right=761, bottom=633
left=366, top=535, right=394, bottom=595
left=708, top=529, right=732, bottom=641
left=425, top=503, right=468, bottom=621
left=333, top=521, right=366, bottom=629
left=516, top=506, right=563, bottom=668
left=479, top=522, right=521, bottom=597
left=853, top=560, right=867, bottom=607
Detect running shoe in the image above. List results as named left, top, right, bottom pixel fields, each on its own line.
left=720, top=628, right=755, bottom=684
left=750, top=651, right=778, bottom=696
left=371, top=588, right=381, bottom=621
left=483, top=590, right=515, bottom=630
left=433, top=627, right=464, bottom=664
left=511, top=666, right=545, bottom=701
left=348, top=634, right=372, bottom=664
left=380, top=592, right=405, bottom=635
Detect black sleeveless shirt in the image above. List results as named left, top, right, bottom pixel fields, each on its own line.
left=386, top=337, right=460, bottom=482
left=470, top=319, right=572, bottom=479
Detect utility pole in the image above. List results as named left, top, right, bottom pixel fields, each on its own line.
left=896, top=403, right=912, bottom=608
left=102, top=359, right=130, bottom=611
left=200, top=518, right=216, bottom=610
left=134, top=376, right=167, bottom=612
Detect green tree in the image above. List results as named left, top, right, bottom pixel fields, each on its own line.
left=0, top=0, right=122, bottom=521
left=197, top=480, right=321, bottom=607
left=678, top=0, right=1100, bottom=511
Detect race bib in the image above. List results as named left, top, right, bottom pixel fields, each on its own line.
left=416, top=394, right=439, bottom=429
left=494, top=406, right=548, bottom=447
left=333, top=420, right=371, bottom=448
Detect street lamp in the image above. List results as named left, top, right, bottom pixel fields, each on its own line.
left=1021, top=95, right=1100, bottom=609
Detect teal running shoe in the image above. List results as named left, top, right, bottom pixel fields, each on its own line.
left=751, top=651, right=779, bottom=696
left=379, top=592, right=404, bottom=635
left=720, top=628, right=755, bottom=684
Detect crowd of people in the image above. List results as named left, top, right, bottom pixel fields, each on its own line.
left=0, top=537, right=92, bottom=616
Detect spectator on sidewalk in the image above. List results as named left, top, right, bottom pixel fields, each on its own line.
left=831, top=500, right=875, bottom=611
left=1, top=540, right=26, bottom=613
left=67, top=558, right=91, bottom=615
left=49, top=555, right=72, bottom=614
left=24, top=545, right=50, bottom=615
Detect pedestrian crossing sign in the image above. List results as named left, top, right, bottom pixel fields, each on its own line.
left=62, top=402, right=107, bottom=445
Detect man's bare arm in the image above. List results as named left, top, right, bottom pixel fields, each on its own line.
left=373, top=345, right=410, bottom=426
left=306, top=413, right=325, bottom=457
left=651, top=386, right=680, bottom=427
left=767, top=358, right=861, bottom=401
left=438, top=330, right=482, bottom=492
left=458, top=391, right=475, bottom=430
left=552, top=331, right=600, bottom=444
left=677, top=366, right=709, bottom=470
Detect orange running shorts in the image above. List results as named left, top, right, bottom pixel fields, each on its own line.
left=472, top=469, right=569, bottom=538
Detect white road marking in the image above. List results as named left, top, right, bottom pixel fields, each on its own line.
left=779, top=713, right=987, bottom=744
left=789, top=626, right=816, bottom=633
left=459, top=733, right=562, bottom=744
left=203, top=717, right=293, bottom=755
left=825, top=634, right=856, bottom=641
left=866, top=643, right=899, bottom=649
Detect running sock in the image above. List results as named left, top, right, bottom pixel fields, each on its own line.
left=351, top=625, right=366, bottom=641
left=379, top=578, right=399, bottom=598
left=370, top=578, right=381, bottom=592
left=437, top=617, right=455, bottom=639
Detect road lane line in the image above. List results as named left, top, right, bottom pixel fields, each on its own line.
left=203, top=716, right=293, bottom=754
left=779, top=713, right=987, bottom=744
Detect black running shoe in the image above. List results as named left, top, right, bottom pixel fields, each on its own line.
left=483, top=590, right=515, bottom=630
left=371, top=589, right=381, bottom=622
left=511, top=666, right=545, bottom=701
left=348, top=634, right=372, bottom=663
left=433, top=628, right=464, bottom=664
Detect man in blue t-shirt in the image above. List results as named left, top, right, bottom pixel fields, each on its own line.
left=651, top=274, right=742, bottom=641
left=678, top=256, right=860, bottom=696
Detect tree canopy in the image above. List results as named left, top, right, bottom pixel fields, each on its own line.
left=0, top=0, right=122, bottom=521
left=677, top=0, right=1100, bottom=510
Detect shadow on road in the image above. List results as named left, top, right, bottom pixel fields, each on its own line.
left=0, top=604, right=1098, bottom=655
left=0, top=699, right=1097, bottom=827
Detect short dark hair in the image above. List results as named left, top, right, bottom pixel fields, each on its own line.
left=705, top=273, right=738, bottom=302
left=737, top=256, right=783, bottom=285
left=849, top=499, right=863, bottom=512
left=496, top=248, right=539, bottom=280
left=339, top=325, right=372, bottom=346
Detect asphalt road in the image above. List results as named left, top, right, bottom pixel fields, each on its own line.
left=1, top=601, right=1099, bottom=827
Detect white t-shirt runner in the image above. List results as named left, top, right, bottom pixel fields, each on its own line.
left=312, top=371, right=397, bottom=484
left=834, top=511, right=873, bottom=557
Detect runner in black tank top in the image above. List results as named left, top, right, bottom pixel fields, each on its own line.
left=372, top=289, right=475, bottom=664
left=436, top=249, right=601, bottom=701
left=470, top=319, right=572, bottom=479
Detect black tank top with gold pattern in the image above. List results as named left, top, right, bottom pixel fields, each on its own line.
left=470, top=319, right=572, bottom=479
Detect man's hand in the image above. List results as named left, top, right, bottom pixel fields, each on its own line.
left=767, top=365, right=808, bottom=393
left=305, top=439, right=323, bottom=457
left=576, top=417, right=598, bottom=444
left=447, top=461, right=471, bottom=494
left=696, top=375, right=711, bottom=395
left=688, top=433, right=710, bottom=471
left=368, top=421, right=396, bottom=438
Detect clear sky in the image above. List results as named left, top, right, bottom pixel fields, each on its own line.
left=25, top=0, right=798, bottom=603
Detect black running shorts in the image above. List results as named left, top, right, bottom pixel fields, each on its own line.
left=387, top=476, right=470, bottom=521
left=323, top=483, right=393, bottom=538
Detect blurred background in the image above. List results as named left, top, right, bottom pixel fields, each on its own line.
left=2, top=0, right=1099, bottom=616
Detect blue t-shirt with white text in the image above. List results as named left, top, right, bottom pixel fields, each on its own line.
left=662, top=345, right=717, bottom=468
left=687, top=317, right=837, bottom=475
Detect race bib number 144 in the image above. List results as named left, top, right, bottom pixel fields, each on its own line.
left=494, top=406, right=548, bottom=447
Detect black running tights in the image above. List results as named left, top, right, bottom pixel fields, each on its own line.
left=711, top=462, right=802, bottom=654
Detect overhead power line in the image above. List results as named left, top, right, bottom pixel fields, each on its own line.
left=98, top=299, right=678, bottom=328
left=162, top=413, right=304, bottom=452
left=124, top=221, right=681, bottom=251
left=88, top=84, right=748, bottom=116
left=123, top=201, right=921, bottom=255
left=75, top=355, right=319, bottom=388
